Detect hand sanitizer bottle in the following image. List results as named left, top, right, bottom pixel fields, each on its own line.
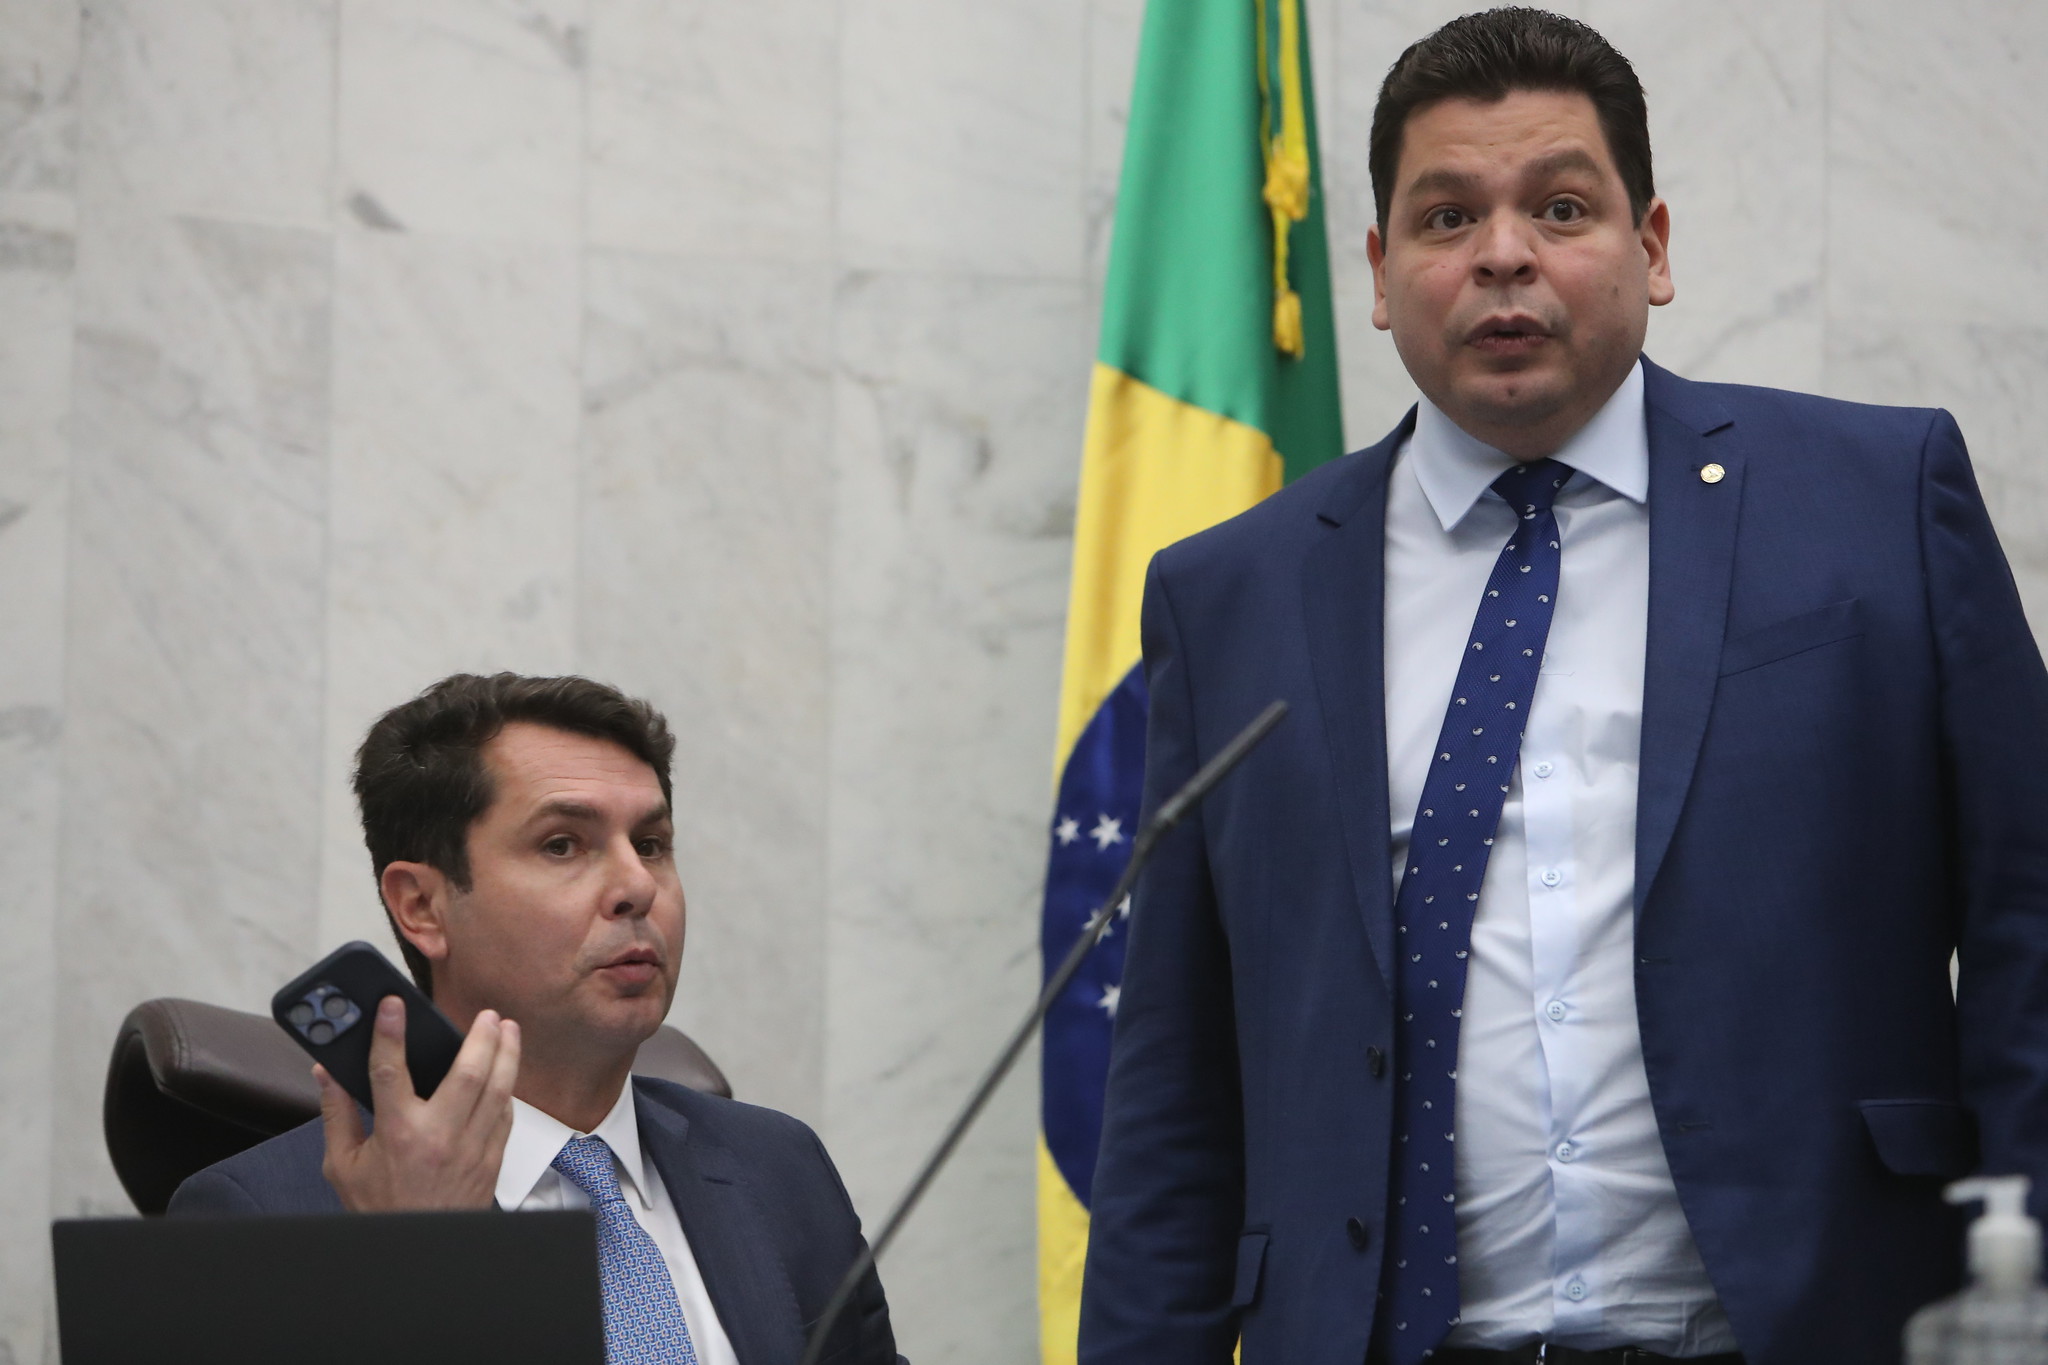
left=1906, top=1176, right=2048, bottom=1364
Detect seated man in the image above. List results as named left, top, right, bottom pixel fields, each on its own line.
left=171, top=672, right=904, bottom=1365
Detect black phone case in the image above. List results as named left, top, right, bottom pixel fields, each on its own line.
left=270, top=941, right=465, bottom=1113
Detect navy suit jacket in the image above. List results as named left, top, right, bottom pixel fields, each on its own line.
left=169, top=1076, right=905, bottom=1365
left=1077, top=359, right=2048, bottom=1365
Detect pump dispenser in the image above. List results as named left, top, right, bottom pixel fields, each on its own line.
left=1906, top=1175, right=2048, bottom=1364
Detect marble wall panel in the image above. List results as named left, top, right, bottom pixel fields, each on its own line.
left=0, top=0, right=78, bottom=227
left=586, top=0, right=835, bottom=263
left=1829, top=0, right=2048, bottom=329
left=1826, top=320, right=2048, bottom=631
left=0, top=232, right=70, bottom=1365
left=826, top=270, right=1088, bottom=1363
left=336, top=0, right=586, bottom=243
left=58, top=210, right=331, bottom=1213
left=839, top=0, right=1087, bottom=279
left=579, top=248, right=834, bottom=1123
left=0, top=9, right=75, bottom=1356
left=316, top=228, right=582, bottom=955
left=75, top=0, right=332, bottom=228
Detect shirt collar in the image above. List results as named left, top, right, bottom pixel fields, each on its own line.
left=495, top=1081, right=656, bottom=1212
left=1407, top=357, right=1649, bottom=533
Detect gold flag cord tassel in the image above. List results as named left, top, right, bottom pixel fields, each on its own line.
left=1257, top=0, right=1310, bottom=358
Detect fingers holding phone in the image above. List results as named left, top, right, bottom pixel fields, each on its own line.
left=318, top=998, right=521, bottom=1213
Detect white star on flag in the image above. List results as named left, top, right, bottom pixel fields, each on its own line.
left=1090, top=814, right=1125, bottom=851
left=1097, top=984, right=1121, bottom=1018
left=1117, top=893, right=1132, bottom=919
left=1054, top=816, right=1081, bottom=846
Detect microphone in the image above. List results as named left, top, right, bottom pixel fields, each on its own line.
left=798, top=698, right=1289, bottom=1365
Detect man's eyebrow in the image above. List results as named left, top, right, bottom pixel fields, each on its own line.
left=1520, top=148, right=1605, bottom=183
left=526, top=799, right=605, bottom=824
left=1404, top=166, right=1482, bottom=200
left=1402, top=148, right=1607, bottom=201
left=522, top=798, right=672, bottom=827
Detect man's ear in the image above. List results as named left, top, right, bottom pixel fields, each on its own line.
left=1366, top=223, right=1392, bottom=331
left=1641, top=196, right=1674, bottom=307
left=381, top=861, right=453, bottom=970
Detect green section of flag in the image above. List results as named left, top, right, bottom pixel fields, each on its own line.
left=1095, top=0, right=1344, bottom=482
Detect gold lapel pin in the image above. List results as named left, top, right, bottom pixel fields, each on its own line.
left=1699, top=463, right=1726, bottom=485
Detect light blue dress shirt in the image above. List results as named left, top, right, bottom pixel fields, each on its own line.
left=1383, top=361, right=1739, bottom=1354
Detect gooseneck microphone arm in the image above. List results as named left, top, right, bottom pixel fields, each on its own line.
left=798, top=699, right=1290, bottom=1365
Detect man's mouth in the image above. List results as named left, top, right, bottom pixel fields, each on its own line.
left=598, top=947, right=662, bottom=983
left=1466, top=315, right=1552, bottom=355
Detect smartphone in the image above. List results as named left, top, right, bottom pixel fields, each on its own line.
left=271, top=941, right=465, bottom=1113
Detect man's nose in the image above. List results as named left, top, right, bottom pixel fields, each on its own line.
left=606, top=839, right=659, bottom=917
left=1471, top=212, right=1539, bottom=282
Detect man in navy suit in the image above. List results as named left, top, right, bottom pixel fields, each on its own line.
left=1079, top=10, right=2048, bottom=1365
left=171, top=673, right=904, bottom=1365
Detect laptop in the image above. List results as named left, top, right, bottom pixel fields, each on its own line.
left=52, top=1209, right=604, bottom=1365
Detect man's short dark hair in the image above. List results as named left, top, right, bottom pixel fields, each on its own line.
left=1369, top=7, right=1654, bottom=235
left=354, top=673, right=677, bottom=992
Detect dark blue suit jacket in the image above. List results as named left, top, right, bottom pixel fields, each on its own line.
left=1077, top=359, right=2048, bottom=1365
left=169, top=1076, right=906, bottom=1365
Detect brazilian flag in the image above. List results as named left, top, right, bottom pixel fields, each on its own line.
left=1037, top=0, right=1344, bottom=1358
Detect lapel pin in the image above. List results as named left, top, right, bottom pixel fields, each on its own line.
left=1699, top=463, right=1726, bottom=484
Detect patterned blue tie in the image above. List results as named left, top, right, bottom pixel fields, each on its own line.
left=1377, top=458, right=1572, bottom=1365
left=552, top=1135, right=701, bottom=1365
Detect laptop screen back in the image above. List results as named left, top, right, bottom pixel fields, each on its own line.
left=53, top=1209, right=604, bottom=1365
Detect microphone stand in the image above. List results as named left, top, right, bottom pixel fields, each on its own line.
left=797, top=699, right=1289, bottom=1365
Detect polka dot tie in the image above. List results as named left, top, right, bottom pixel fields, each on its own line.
left=1376, top=458, right=1572, bottom=1365
left=551, top=1135, right=701, bottom=1365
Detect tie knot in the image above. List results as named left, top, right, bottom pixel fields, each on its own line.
left=551, top=1135, right=626, bottom=1205
left=1490, top=457, right=1573, bottom=518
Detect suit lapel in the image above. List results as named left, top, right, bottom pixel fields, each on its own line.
left=1301, top=415, right=1410, bottom=994
left=635, top=1080, right=804, bottom=1365
left=1635, top=359, right=1742, bottom=918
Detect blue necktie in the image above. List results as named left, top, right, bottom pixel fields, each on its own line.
left=1377, top=458, right=1572, bottom=1365
left=552, top=1135, right=701, bottom=1365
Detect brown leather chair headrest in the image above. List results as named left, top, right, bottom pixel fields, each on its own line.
left=104, top=999, right=322, bottom=1216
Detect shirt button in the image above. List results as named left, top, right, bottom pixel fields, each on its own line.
left=1565, top=1277, right=1588, bottom=1302
left=1533, top=761, right=1554, bottom=779
left=1545, top=1000, right=1568, bottom=1022
left=1556, top=1141, right=1577, bottom=1163
left=1541, top=868, right=1563, bottom=887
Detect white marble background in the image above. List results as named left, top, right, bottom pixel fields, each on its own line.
left=1, top=1, right=2042, bottom=1360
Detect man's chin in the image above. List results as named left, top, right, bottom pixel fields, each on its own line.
left=1446, top=368, right=1575, bottom=436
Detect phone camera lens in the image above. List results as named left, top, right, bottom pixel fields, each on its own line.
left=288, top=1002, right=315, bottom=1028
left=308, top=1021, right=335, bottom=1045
left=322, top=994, right=351, bottom=1019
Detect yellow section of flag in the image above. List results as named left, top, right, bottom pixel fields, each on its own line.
left=1052, top=363, right=1285, bottom=773
left=1040, top=363, right=1282, bottom=1363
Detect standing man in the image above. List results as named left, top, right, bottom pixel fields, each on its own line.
left=172, top=673, right=905, bottom=1365
left=1079, top=9, right=2048, bottom=1365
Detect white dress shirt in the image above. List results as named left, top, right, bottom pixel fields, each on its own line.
left=497, top=1086, right=740, bottom=1365
left=1383, top=361, right=1738, bottom=1354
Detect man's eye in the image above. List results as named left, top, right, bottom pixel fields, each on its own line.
left=542, top=835, right=576, bottom=856
left=1425, top=207, right=1468, bottom=231
left=636, top=837, right=671, bottom=859
left=1543, top=199, right=1582, bottom=222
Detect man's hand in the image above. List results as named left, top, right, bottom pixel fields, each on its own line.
left=316, top=996, right=520, bottom=1212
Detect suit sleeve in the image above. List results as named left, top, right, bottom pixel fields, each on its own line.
left=1922, top=410, right=2048, bottom=1204
left=1078, top=556, right=1245, bottom=1365
left=166, top=1168, right=263, bottom=1216
left=801, top=1126, right=908, bottom=1365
